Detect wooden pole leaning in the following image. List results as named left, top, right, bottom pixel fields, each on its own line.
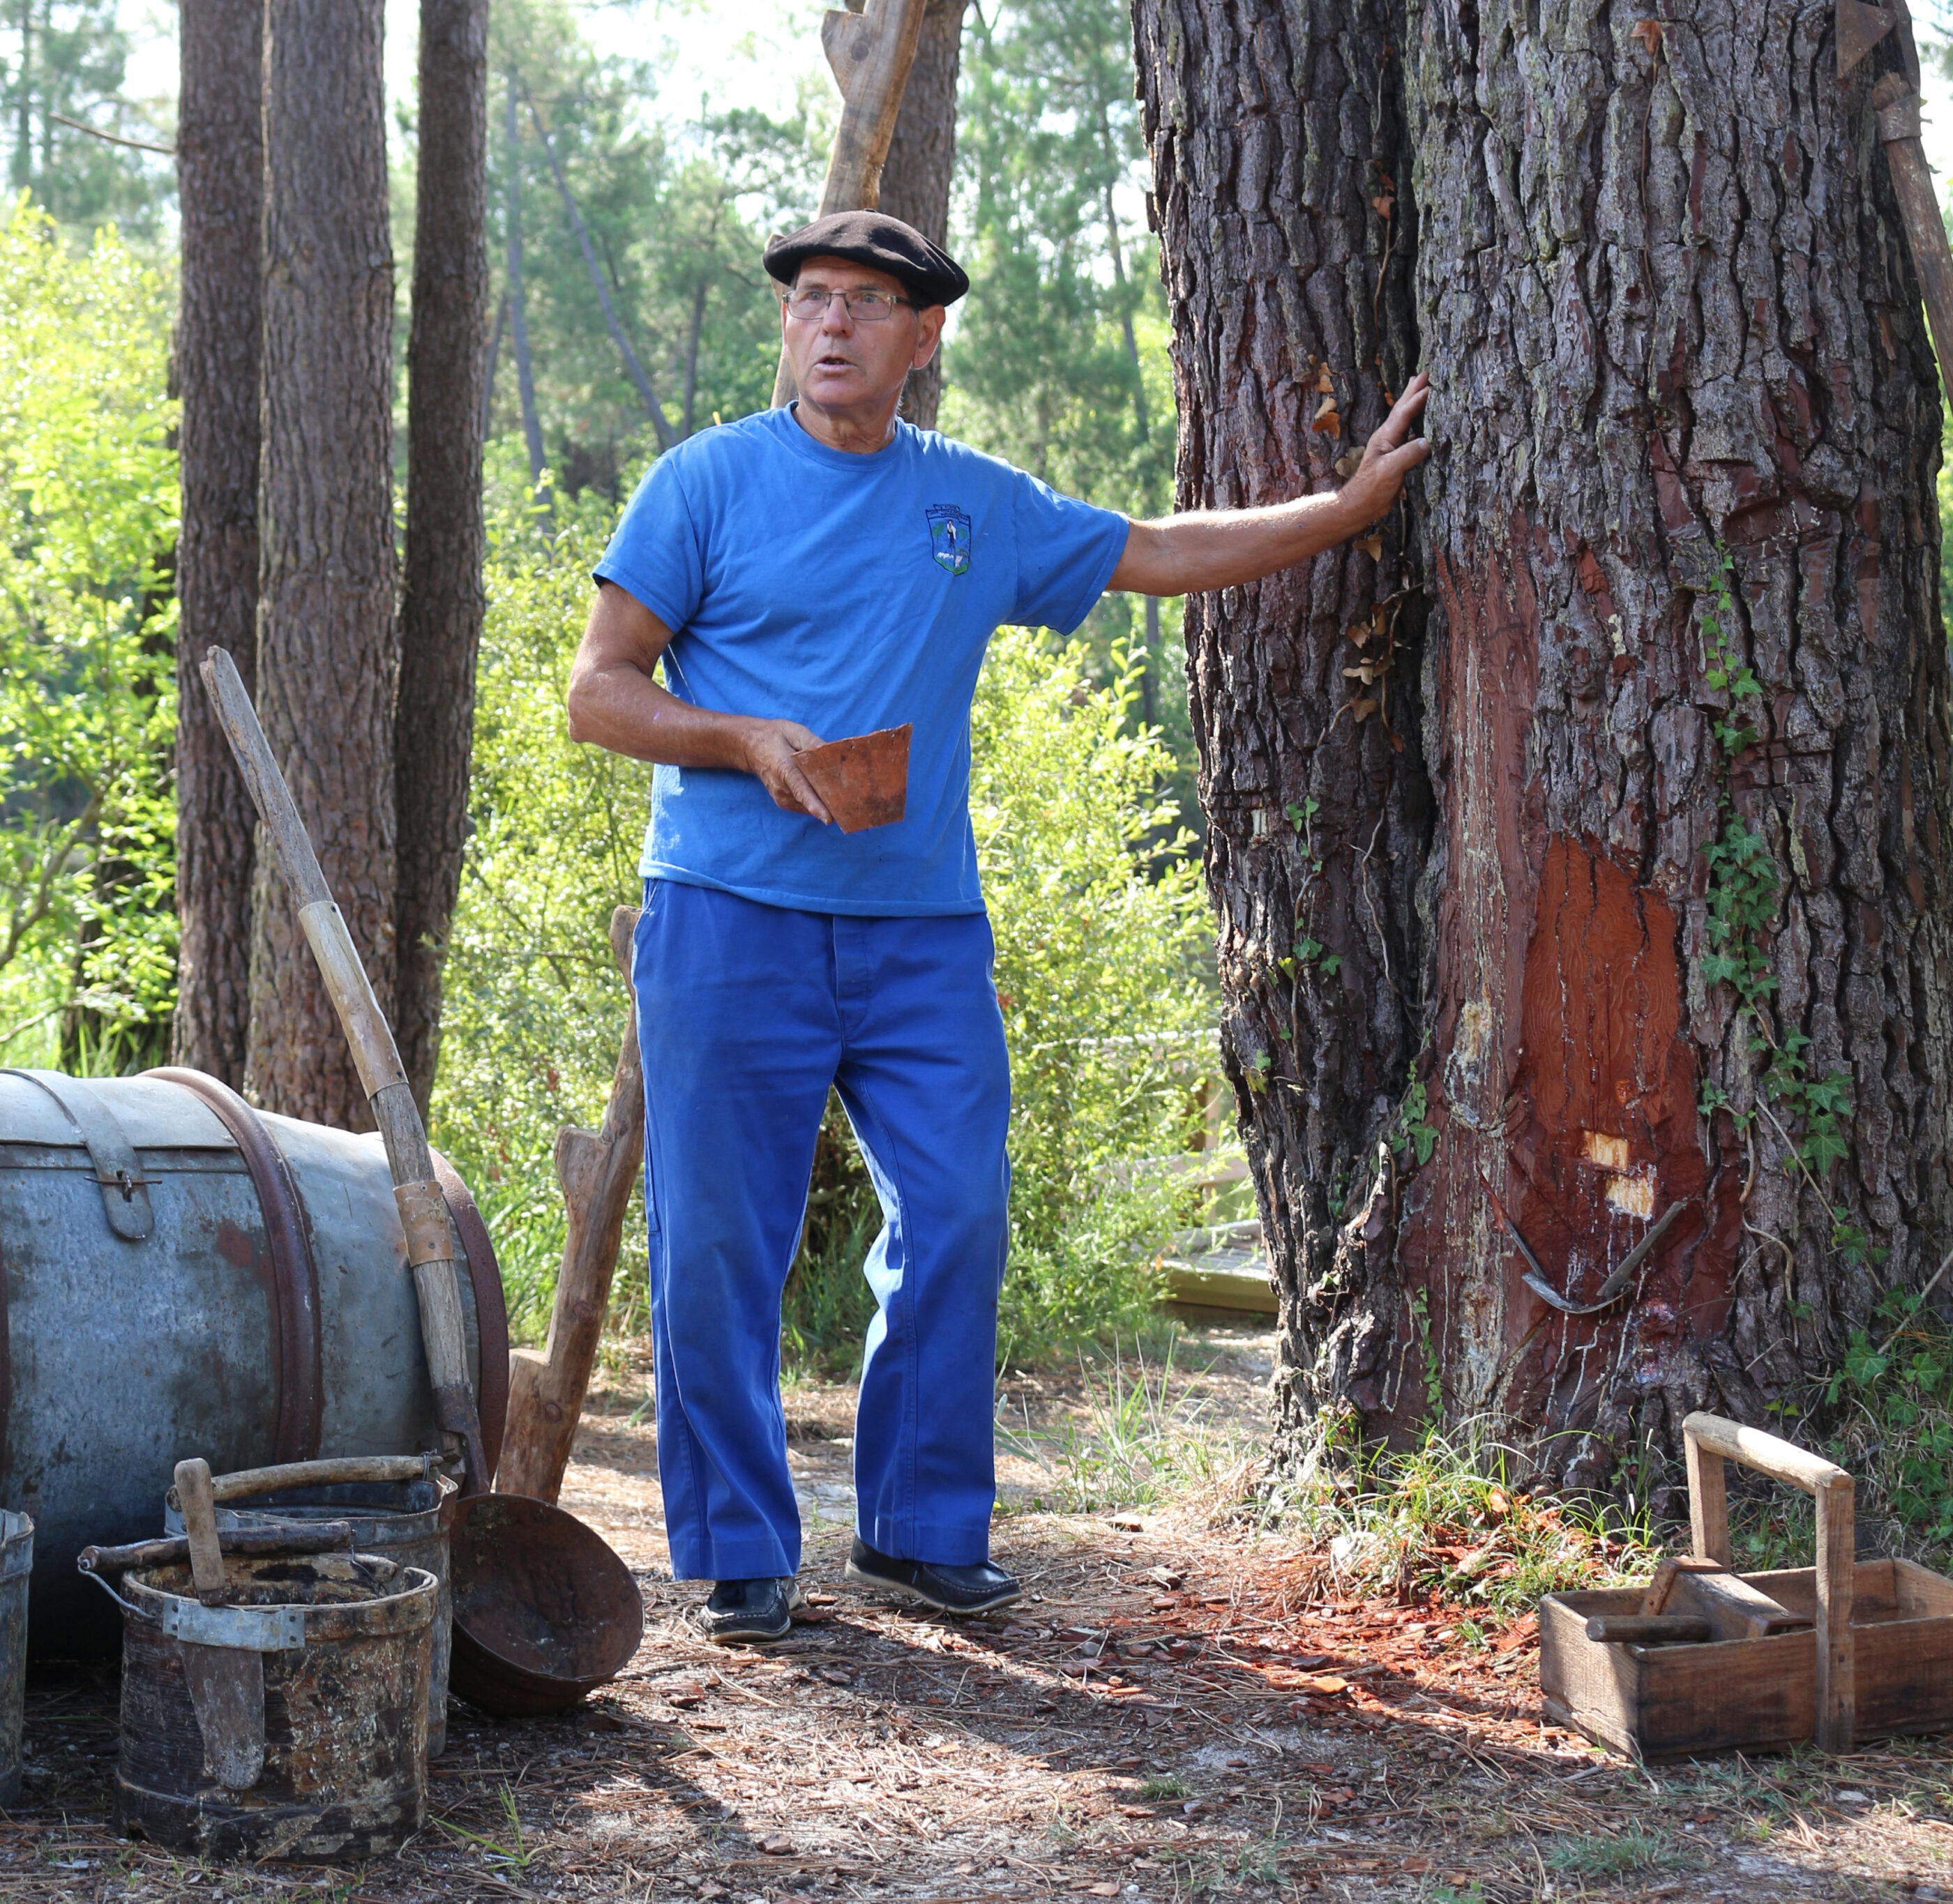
left=1871, top=72, right=1953, bottom=416
left=199, top=646, right=491, bottom=1497
left=497, top=905, right=647, bottom=1503
left=1682, top=1412, right=1855, bottom=1753
left=769, top=0, right=932, bottom=409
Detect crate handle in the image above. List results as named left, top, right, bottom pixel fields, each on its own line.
left=1682, top=1411, right=1855, bottom=1753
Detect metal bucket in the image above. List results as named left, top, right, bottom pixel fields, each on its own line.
left=0, top=1512, right=30, bottom=1804
left=163, top=1458, right=456, bottom=1756
left=0, top=1066, right=507, bottom=1654
left=94, top=1544, right=435, bottom=1861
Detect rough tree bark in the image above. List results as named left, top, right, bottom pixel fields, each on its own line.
left=246, top=0, right=398, bottom=1130
left=1132, top=0, right=1430, bottom=1451
left=878, top=0, right=970, bottom=431
left=1134, top=0, right=1953, bottom=1481
left=172, top=0, right=263, bottom=1089
left=397, top=0, right=490, bottom=1121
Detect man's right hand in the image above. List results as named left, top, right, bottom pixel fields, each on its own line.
left=741, top=718, right=832, bottom=826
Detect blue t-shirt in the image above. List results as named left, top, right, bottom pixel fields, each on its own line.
left=593, top=407, right=1130, bottom=916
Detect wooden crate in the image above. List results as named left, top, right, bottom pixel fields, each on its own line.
left=1541, top=1558, right=1953, bottom=1758
left=1539, top=1410, right=1953, bottom=1758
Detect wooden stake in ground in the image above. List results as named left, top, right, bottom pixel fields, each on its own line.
left=769, top=0, right=932, bottom=409
left=497, top=906, right=645, bottom=1504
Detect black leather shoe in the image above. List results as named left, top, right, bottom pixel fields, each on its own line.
left=701, top=1576, right=802, bottom=1645
left=845, top=1535, right=1022, bottom=1615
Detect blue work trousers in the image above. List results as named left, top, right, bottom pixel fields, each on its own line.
left=633, top=879, right=1011, bottom=1582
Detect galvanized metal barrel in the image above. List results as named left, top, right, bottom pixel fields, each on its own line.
left=103, top=1547, right=436, bottom=1861
left=0, top=1068, right=507, bottom=1655
left=0, top=1511, right=30, bottom=1803
left=163, top=1458, right=457, bottom=1755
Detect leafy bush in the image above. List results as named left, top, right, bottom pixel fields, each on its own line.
left=0, top=199, right=176, bottom=1066
left=432, top=472, right=1216, bottom=1361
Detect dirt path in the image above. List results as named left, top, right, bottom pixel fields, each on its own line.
left=2, top=1338, right=1949, bottom=1900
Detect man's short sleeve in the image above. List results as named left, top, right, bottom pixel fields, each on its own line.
left=1009, top=469, right=1130, bottom=635
left=593, top=453, right=704, bottom=631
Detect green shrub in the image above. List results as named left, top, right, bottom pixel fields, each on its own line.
left=432, top=474, right=1216, bottom=1361
left=0, top=199, right=176, bottom=1066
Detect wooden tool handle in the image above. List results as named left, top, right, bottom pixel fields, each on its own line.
left=1584, top=1615, right=1711, bottom=1646
left=79, top=1522, right=355, bottom=1576
left=1682, top=1411, right=1855, bottom=1753
left=199, top=647, right=489, bottom=1495
left=1874, top=75, right=1953, bottom=415
left=167, top=1455, right=436, bottom=1511
left=174, top=1458, right=227, bottom=1604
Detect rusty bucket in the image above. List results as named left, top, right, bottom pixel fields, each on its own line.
left=0, top=1512, right=31, bottom=1805
left=448, top=1495, right=642, bottom=1716
left=164, top=1456, right=457, bottom=1757
left=82, top=1531, right=435, bottom=1861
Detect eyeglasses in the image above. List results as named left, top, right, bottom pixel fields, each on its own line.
left=781, top=285, right=914, bottom=324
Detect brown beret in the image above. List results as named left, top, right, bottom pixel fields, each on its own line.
left=763, top=210, right=969, bottom=308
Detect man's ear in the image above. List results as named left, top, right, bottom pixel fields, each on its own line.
left=912, top=304, right=947, bottom=371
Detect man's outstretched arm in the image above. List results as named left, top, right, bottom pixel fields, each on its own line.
left=565, top=581, right=833, bottom=822
left=1108, top=374, right=1430, bottom=597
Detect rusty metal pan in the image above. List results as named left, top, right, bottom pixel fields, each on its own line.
left=796, top=723, right=911, bottom=833
left=448, top=1494, right=641, bottom=1715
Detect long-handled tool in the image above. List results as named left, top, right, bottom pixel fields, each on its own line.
left=199, top=647, right=642, bottom=1713
left=199, top=647, right=488, bottom=1493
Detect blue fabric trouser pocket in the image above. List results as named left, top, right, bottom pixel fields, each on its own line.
left=633, top=878, right=1011, bottom=1582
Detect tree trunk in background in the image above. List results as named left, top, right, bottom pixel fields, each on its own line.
left=1132, top=0, right=1429, bottom=1451
left=505, top=70, right=547, bottom=491
left=1392, top=2, right=1952, bottom=1486
left=877, top=0, right=967, bottom=431
left=172, top=0, right=262, bottom=1090
left=397, top=0, right=490, bottom=1120
left=246, top=0, right=398, bottom=1130
left=1134, top=0, right=1953, bottom=1486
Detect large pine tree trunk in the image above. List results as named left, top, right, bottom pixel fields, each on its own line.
left=396, top=0, right=490, bottom=1119
left=1391, top=1, right=1953, bottom=1481
left=1134, top=0, right=1953, bottom=1475
left=172, top=0, right=262, bottom=1089
left=879, top=0, right=969, bottom=432
left=246, top=0, right=398, bottom=1129
left=1132, top=0, right=1431, bottom=1449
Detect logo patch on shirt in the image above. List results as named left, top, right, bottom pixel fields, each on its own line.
left=926, top=504, right=973, bottom=577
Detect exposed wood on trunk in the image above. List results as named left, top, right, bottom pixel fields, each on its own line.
left=771, top=0, right=933, bottom=409
left=499, top=907, right=645, bottom=1504
left=1132, top=0, right=1429, bottom=1451
left=171, top=0, right=263, bottom=1090
left=876, top=0, right=969, bottom=432
left=397, top=0, right=490, bottom=1122
left=246, top=0, right=399, bottom=1131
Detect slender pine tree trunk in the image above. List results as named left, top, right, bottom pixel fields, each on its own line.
left=246, top=0, right=398, bottom=1129
left=504, top=70, right=546, bottom=492
left=879, top=0, right=968, bottom=432
left=396, top=0, right=490, bottom=1120
left=172, top=0, right=262, bottom=1089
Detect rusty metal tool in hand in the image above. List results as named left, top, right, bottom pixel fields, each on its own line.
left=199, top=647, right=489, bottom=1494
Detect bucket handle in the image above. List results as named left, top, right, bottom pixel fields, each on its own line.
left=165, top=1454, right=440, bottom=1513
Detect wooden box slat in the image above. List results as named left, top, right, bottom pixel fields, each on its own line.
left=1541, top=1560, right=1953, bottom=1760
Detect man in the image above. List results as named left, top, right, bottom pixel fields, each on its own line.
left=566, top=210, right=1428, bottom=1645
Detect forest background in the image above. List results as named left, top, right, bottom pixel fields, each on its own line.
left=0, top=0, right=1234, bottom=1370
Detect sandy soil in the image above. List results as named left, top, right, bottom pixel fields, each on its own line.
left=3, top=1329, right=1950, bottom=1901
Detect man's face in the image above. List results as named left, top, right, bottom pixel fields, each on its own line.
left=781, top=255, right=945, bottom=413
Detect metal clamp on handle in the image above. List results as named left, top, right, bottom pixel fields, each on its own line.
left=1681, top=1412, right=1855, bottom=1754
